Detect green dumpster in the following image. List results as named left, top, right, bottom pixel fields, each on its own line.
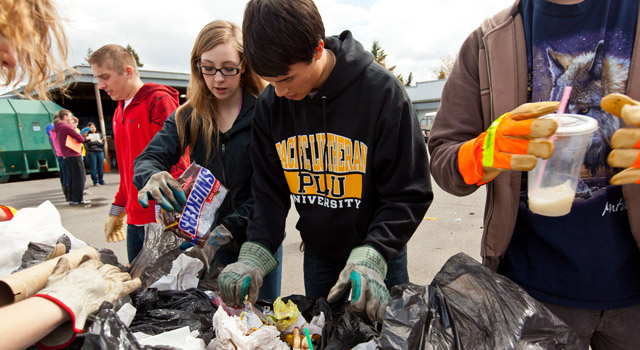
left=0, top=99, right=63, bottom=183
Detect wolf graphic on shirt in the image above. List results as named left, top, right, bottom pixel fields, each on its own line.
left=534, top=40, right=629, bottom=198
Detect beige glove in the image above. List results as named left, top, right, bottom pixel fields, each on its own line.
left=34, top=256, right=141, bottom=336
left=105, top=204, right=126, bottom=242
left=601, top=93, right=640, bottom=185
left=44, top=243, right=67, bottom=261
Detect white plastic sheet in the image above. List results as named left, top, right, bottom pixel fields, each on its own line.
left=0, top=201, right=87, bottom=277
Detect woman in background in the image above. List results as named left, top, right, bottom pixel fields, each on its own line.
left=84, top=122, right=107, bottom=186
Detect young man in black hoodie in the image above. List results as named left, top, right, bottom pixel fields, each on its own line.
left=218, top=0, right=433, bottom=322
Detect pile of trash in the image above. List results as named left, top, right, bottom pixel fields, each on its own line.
left=1, top=202, right=584, bottom=349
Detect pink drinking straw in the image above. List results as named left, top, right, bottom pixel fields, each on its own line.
left=532, top=86, right=572, bottom=191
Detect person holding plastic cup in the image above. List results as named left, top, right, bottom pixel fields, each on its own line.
left=429, top=0, right=640, bottom=348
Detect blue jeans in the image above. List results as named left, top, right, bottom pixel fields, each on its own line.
left=127, top=224, right=146, bottom=263
left=88, top=151, right=105, bottom=185
left=303, top=246, right=408, bottom=300
left=214, top=244, right=283, bottom=300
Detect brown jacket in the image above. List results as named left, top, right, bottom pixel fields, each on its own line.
left=428, top=0, right=640, bottom=271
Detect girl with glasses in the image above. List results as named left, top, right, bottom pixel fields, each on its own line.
left=133, top=20, right=282, bottom=299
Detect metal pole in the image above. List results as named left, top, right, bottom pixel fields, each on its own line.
left=93, top=83, right=110, bottom=171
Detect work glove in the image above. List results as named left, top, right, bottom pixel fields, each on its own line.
left=187, top=225, right=233, bottom=273
left=601, top=93, right=640, bottom=185
left=138, top=171, right=186, bottom=212
left=217, top=241, right=278, bottom=307
left=327, top=246, right=389, bottom=323
left=34, top=256, right=141, bottom=347
left=105, top=204, right=126, bottom=242
left=458, top=101, right=560, bottom=185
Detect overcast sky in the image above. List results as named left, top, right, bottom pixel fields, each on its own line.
left=56, top=0, right=514, bottom=84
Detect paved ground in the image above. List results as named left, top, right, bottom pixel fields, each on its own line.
left=1, top=169, right=485, bottom=296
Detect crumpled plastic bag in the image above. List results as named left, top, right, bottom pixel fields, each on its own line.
left=12, top=235, right=71, bottom=273
left=379, top=253, right=584, bottom=349
left=272, top=296, right=301, bottom=331
left=127, top=223, right=182, bottom=291
left=130, top=288, right=216, bottom=344
left=321, top=308, right=380, bottom=350
left=135, top=326, right=205, bottom=350
left=208, top=306, right=289, bottom=350
left=78, top=301, right=172, bottom=350
left=149, top=254, right=204, bottom=291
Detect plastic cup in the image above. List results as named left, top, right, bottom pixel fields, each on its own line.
left=528, top=114, right=597, bottom=217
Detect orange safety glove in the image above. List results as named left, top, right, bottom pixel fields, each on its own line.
left=601, top=93, right=640, bottom=185
left=458, top=101, right=560, bottom=185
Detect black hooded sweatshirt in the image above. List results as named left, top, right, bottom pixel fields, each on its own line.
left=248, top=31, right=433, bottom=262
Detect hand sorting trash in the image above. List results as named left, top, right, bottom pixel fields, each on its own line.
left=144, top=163, right=230, bottom=248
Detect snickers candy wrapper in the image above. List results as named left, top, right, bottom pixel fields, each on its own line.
left=159, top=163, right=229, bottom=247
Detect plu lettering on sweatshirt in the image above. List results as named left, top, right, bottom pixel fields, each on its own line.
left=275, top=133, right=367, bottom=206
left=276, top=133, right=368, bottom=173
left=178, top=168, right=219, bottom=239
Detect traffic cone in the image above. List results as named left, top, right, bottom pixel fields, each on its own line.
left=103, top=157, right=111, bottom=173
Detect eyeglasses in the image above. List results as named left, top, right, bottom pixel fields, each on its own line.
left=197, top=61, right=243, bottom=76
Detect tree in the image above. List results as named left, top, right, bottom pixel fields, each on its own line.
left=431, top=53, right=457, bottom=80
left=81, top=48, right=93, bottom=66
left=126, top=45, right=144, bottom=68
left=371, top=40, right=413, bottom=87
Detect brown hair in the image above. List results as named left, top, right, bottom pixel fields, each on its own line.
left=175, top=20, right=266, bottom=160
left=54, top=109, right=71, bottom=121
left=0, top=0, right=69, bottom=99
left=87, top=44, right=138, bottom=76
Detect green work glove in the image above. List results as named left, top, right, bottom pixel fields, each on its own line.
left=327, top=246, right=389, bottom=322
left=137, top=171, right=186, bottom=212
left=217, top=241, right=278, bottom=307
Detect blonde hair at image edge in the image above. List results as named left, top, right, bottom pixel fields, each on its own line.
left=176, top=20, right=266, bottom=160
left=0, top=0, right=69, bottom=100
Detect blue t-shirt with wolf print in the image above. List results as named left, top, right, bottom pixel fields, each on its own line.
left=498, top=0, right=640, bottom=310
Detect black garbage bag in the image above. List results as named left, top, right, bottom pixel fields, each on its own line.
left=98, top=247, right=126, bottom=271
left=130, top=288, right=216, bottom=344
left=127, top=223, right=183, bottom=291
left=13, top=235, right=71, bottom=273
left=379, top=253, right=584, bottom=350
left=78, top=301, right=177, bottom=350
left=321, top=307, right=380, bottom=350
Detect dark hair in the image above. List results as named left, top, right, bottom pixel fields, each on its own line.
left=87, top=122, right=96, bottom=127
left=243, top=0, right=325, bottom=77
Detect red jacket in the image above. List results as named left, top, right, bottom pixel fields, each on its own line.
left=112, top=83, right=188, bottom=225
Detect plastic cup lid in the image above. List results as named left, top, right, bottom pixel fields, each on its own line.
left=541, top=113, right=598, bottom=135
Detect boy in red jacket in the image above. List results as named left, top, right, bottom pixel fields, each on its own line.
left=88, top=44, right=188, bottom=262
